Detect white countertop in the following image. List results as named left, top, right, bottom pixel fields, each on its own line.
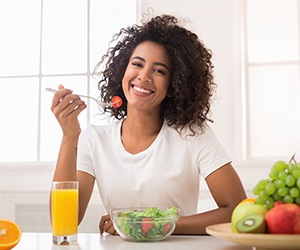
left=13, top=233, right=252, bottom=250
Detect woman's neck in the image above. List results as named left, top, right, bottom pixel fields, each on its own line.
left=120, top=108, right=164, bottom=154
left=122, top=115, right=163, bottom=137
left=123, top=105, right=164, bottom=136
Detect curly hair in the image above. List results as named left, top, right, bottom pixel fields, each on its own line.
left=94, top=14, right=216, bottom=134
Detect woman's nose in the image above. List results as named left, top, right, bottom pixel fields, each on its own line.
left=137, top=69, right=151, bottom=83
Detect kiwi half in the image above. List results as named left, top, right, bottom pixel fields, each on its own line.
left=235, top=214, right=266, bottom=234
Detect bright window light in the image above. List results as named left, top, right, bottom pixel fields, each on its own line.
left=0, top=0, right=136, bottom=163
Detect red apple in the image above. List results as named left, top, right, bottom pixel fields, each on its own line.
left=265, top=202, right=300, bottom=234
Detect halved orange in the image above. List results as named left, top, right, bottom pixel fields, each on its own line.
left=0, top=219, right=22, bottom=250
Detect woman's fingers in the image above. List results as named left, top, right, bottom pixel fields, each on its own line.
left=60, top=97, right=85, bottom=115
left=99, top=214, right=110, bottom=234
left=50, top=86, right=87, bottom=136
left=51, top=87, right=73, bottom=112
left=51, top=87, right=86, bottom=117
left=99, top=214, right=118, bottom=235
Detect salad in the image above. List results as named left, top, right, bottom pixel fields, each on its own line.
left=111, top=207, right=180, bottom=241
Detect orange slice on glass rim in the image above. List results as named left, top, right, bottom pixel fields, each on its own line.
left=0, top=219, right=22, bottom=250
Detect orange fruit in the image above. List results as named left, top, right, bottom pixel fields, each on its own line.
left=0, top=220, right=22, bottom=250
left=239, top=197, right=256, bottom=204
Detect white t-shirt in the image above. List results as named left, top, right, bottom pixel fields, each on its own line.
left=77, top=120, right=231, bottom=216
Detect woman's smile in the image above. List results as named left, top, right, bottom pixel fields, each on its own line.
left=131, top=84, right=154, bottom=94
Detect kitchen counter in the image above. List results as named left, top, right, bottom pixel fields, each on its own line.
left=13, top=232, right=252, bottom=250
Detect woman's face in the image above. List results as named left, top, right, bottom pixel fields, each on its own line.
left=122, top=40, right=171, bottom=112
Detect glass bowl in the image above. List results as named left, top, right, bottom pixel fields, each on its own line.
left=110, top=207, right=180, bottom=241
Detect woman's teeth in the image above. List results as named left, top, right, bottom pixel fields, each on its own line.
left=133, top=85, right=152, bottom=94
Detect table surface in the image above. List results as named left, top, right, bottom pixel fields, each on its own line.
left=13, top=233, right=253, bottom=250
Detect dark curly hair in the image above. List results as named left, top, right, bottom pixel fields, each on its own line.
left=94, top=14, right=216, bottom=134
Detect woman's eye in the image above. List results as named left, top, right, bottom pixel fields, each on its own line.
left=132, top=62, right=143, bottom=68
left=154, top=69, right=167, bottom=75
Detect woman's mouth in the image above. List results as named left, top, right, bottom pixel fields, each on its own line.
left=131, top=84, right=153, bottom=94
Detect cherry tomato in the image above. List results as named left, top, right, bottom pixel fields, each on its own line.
left=112, top=96, right=122, bottom=108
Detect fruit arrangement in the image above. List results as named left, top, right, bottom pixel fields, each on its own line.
left=231, top=155, right=300, bottom=234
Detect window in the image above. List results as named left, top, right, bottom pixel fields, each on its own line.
left=0, top=0, right=136, bottom=163
left=242, top=0, right=300, bottom=161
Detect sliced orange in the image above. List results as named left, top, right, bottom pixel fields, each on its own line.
left=0, top=220, right=22, bottom=250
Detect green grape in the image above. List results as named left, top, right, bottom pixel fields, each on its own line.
left=287, top=163, right=296, bottom=174
left=274, top=179, right=285, bottom=189
left=283, top=195, right=294, bottom=203
left=272, top=160, right=288, bottom=172
left=255, top=196, right=265, bottom=205
left=257, top=179, right=269, bottom=189
left=289, top=187, right=300, bottom=198
left=268, top=169, right=278, bottom=180
left=265, top=196, right=274, bottom=210
left=253, top=160, right=300, bottom=207
left=259, top=190, right=269, bottom=201
left=292, top=169, right=300, bottom=178
left=278, top=171, right=288, bottom=180
left=285, top=175, right=296, bottom=187
left=252, top=185, right=261, bottom=196
left=295, top=196, right=300, bottom=205
left=265, top=182, right=276, bottom=195
left=272, top=191, right=282, bottom=201
left=278, top=187, right=289, bottom=197
left=297, top=178, right=300, bottom=189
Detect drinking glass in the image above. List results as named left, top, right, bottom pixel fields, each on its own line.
left=51, top=181, right=78, bottom=245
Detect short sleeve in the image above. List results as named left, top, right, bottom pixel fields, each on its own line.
left=194, top=126, right=232, bottom=179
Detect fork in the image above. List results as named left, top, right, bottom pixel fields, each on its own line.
left=46, top=87, right=115, bottom=108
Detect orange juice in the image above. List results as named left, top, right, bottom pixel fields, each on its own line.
left=51, top=187, right=78, bottom=236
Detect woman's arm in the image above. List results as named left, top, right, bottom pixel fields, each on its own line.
left=77, top=171, right=95, bottom=224
left=173, top=163, right=247, bottom=235
left=51, top=84, right=86, bottom=181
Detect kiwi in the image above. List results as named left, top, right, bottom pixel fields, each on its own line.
left=235, top=214, right=266, bottom=234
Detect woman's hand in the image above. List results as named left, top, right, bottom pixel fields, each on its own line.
left=99, top=214, right=118, bottom=235
left=51, top=84, right=87, bottom=137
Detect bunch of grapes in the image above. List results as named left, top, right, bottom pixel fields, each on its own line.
left=253, top=155, right=300, bottom=210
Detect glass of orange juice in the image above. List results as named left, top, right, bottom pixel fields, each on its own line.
left=51, top=181, right=78, bottom=245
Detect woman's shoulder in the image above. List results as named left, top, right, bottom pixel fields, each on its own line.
left=165, top=121, right=215, bottom=139
left=164, top=122, right=224, bottom=152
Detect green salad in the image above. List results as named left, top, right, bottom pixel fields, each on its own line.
left=113, top=207, right=179, bottom=241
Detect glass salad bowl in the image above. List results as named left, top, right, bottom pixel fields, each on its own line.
left=110, top=207, right=180, bottom=241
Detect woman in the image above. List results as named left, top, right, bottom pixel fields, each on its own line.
left=50, top=14, right=246, bottom=235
